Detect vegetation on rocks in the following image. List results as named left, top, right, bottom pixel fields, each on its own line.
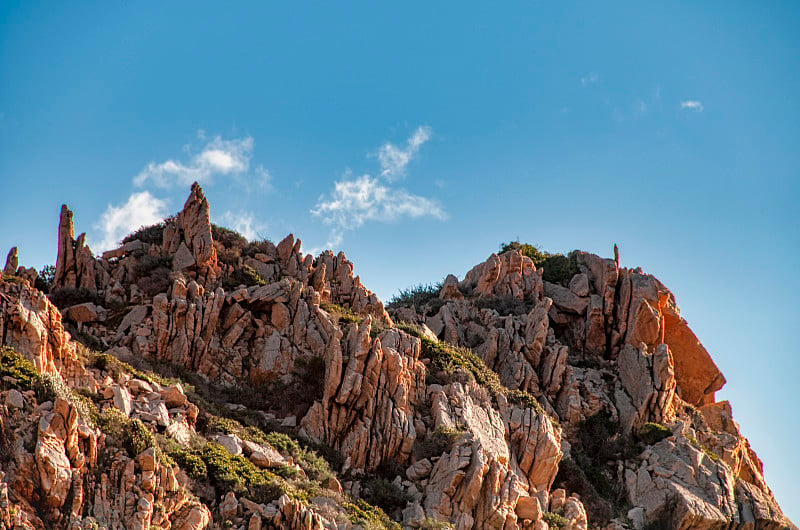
left=421, top=337, right=549, bottom=418
left=0, top=183, right=790, bottom=530
left=34, top=264, right=55, bottom=292
left=387, top=282, right=444, bottom=313
left=343, top=498, right=401, bottom=530
left=638, top=422, right=672, bottom=445
left=122, top=221, right=168, bottom=245
left=49, top=287, right=103, bottom=309
left=418, top=424, right=467, bottom=460
left=321, top=301, right=361, bottom=324
left=499, top=241, right=579, bottom=286
left=222, top=264, right=266, bottom=290
left=0, top=346, right=39, bottom=389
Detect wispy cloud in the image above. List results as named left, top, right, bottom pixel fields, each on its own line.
left=581, top=73, right=599, bottom=87
left=93, top=131, right=273, bottom=251
left=134, top=135, right=254, bottom=188
left=312, top=127, right=445, bottom=250
left=214, top=210, right=267, bottom=241
left=377, top=125, right=431, bottom=181
left=93, top=191, right=169, bottom=251
left=680, top=100, right=704, bottom=112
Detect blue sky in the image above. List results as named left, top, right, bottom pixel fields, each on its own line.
left=1, top=1, right=798, bottom=518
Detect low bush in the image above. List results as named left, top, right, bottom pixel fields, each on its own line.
left=122, top=221, right=168, bottom=245
left=241, top=239, right=274, bottom=258
left=395, top=321, right=425, bottom=339
left=35, top=372, right=97, bottom=424
left=0, top=347, right=39, bottom=389
left=553, top=411, right=628, bottom=523
left=474, top=295, right=531, bottom=316
left=212, top=224, right=248, bottom=250
left=387, top=282, right=443, bottom=313
left=638, top=422, right=672, bottom=445
left=542, top=512, right=570, bottom=528
left=418, top=425, right=465, bottom=460
left=170, top=448, right=208, bottom=478
left=320, top=302, right=361, bottom=325
left=418, top=519, right=455, bottom=529
left=222, top=264, right=266, bottom=290
left=125, top=418, right=156, bottom=456
left=421, top=337, right=548, bottom=418
left=362, top=477, right=410, bottom=517
left=49, top=287, right=103, bottom=310
left=201, top=442, right=288, bottom=504
left=344, top=498, right=401, bottom=530
left=498, top=241, right=579, bottom=286
left=541, top=253, right=579, bottom=286
left=499, top=241, right=549, bottom=267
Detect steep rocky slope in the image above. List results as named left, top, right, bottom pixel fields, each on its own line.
left=0, top=183, right=794, bottom=530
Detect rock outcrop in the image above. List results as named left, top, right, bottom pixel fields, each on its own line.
left=0, top=185, right=792, bottom=530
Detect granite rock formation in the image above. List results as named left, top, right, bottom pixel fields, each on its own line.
left=0, top=183, right=793, bottom=530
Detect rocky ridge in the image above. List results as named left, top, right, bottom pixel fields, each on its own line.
left=0, top=183, right=793, bottom=530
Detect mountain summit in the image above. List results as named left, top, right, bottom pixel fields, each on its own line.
left=0, top=184, right=793, bottom=530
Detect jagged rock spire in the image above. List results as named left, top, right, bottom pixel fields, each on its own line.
left=52, top=204, right=76, bottom=291
left=3, top=246, right=18, bottom=275
left=163, top=182, right=220, bottom=284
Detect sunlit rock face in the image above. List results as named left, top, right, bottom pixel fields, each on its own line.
left=0, top=184, right=792, bottom=530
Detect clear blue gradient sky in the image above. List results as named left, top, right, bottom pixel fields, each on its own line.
left=1, top=1, right=798, bottom=518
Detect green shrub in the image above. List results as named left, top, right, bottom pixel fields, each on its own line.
left=34, top=264, right=55, bottom=292
left=395, top=321, right=425, bottom=339
left=344, top=498, right=401, bottom=530
left=201, top=442, right=287, bottom=503
left=132, top=255, right=172, bottom=296
left=212, top=224, right=248, bottom=250
left=420, top=337, right=548, bottom=418
left=169, top=448, right=208, bottom=478
left=498, top=241, right=579, bottom=286
left=264, top=432, right=334, bottom=482
left=553, top=411, right=627, bottom=523
left=542, top=512, right=570, bottom=528
left=242, top=239, right=274, bottom=258
left=541, top=253, right=579, bottom=286
left=418, top=425, right=465, bottom=460
left=49, top=287, right=103, bottom=310
left=125, top=418, right=156, bottom=456
left=97, top=407, right=128, bottom=440
left=418, top=519, right=455, bottom=529
left=320, top=302, right=361, bottom=325
left=686, top=434, right=720, bottom=462
left=88, top=351, right=175, bottom=387
left=0, top=347, right=39, bottom=389
left=474, top=295, right=531, bottom=316
left=222, top=264, right=266, bottom=290
left=499, top=241, right=549, bottom=267
left=387, top=282, right=443, bottom=313
left=638, top=422, right=672, bottom=445
left=122, top=221, right=168, bottom=245
left=34, top=372, right=97, bottom=424
left=362, top=477, right=410, bottom=517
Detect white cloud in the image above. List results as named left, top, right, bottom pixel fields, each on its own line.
left=680, top=100, right=704, bottom=112
left=581, top=73, right=599, bottom=86
left=94, top=191, right=169, bottom=252
left=312, top=173, right=446, bottom=249
left=134, top=135, right=254, bottom=188
left=215, top=210, right=267, bottom=241
left=377, top=125, right=432, bottom=181
left=311, top=126, right=445, bottom=250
